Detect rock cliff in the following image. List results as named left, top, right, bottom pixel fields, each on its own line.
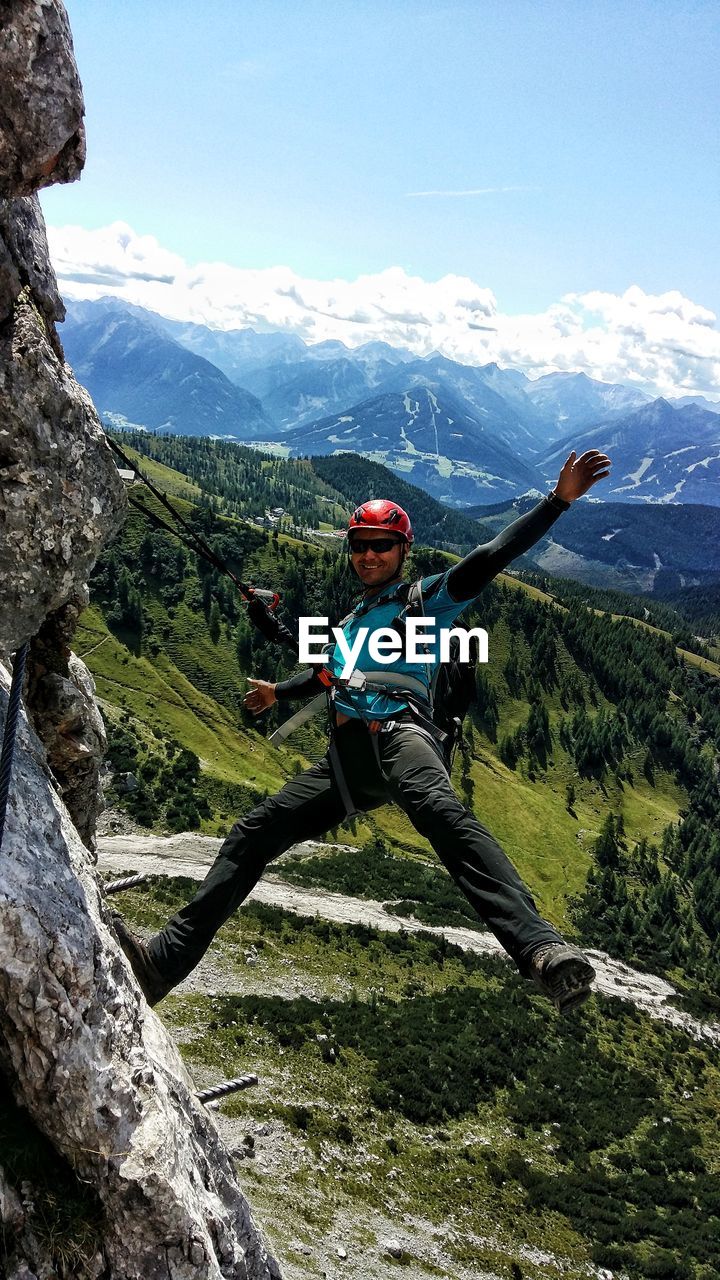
left=0, top=5, right=281, bottom=1277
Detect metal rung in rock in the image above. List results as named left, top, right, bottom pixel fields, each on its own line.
left=196, top=1075, right=259, bottom=1105
left=104, top=873, right=150, bottom=895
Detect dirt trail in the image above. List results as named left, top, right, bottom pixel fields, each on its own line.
left=97, top=832, right=720, bottom=1046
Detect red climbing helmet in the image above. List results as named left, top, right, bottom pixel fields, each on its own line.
left=347, top=500, right=414, bottom=544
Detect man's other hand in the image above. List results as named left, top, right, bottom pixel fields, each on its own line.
left=243, top=678, right=277, bottom=715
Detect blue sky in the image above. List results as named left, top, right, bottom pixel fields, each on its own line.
left=42, top=1, right=720, bottom=395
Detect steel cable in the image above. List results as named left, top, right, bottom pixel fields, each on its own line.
left=0, top=643, right=29, bottom=854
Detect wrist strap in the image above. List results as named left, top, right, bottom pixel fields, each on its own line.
left=547, top=490, right=570, bottom=512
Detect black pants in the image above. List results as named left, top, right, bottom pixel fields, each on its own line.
left=149, top=719, right=563, bottom=983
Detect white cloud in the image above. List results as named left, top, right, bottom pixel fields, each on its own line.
left=48, top=221, right=720, bottom=399
left=49, top=221, right=185, bottom=288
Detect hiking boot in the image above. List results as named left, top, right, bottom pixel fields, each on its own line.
left=529, top=942, right=596, bottom=1014
left=111, top=914, right=174, bottom=1006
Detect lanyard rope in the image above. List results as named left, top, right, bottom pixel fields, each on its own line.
left=107, top=437, right=254, bottom=594
left=0, top=643, right=29, bottom=853
left=107, top=436, right=298, bottom=650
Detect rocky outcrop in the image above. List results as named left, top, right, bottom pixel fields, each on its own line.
left=0, top=250, right=126, bottom=662
left=0, top=4, right=282, bottom=1277
left=0, top=192, right=65, bottom=329
left=0, top=4, right=124, bottom=838
left=0, top=0, right=86, bottom=197
left=0, top=9, right=122, bottom=664
left=24, top=592, right=107, bottom=852
left=0, top=668, right=280, bottom=1280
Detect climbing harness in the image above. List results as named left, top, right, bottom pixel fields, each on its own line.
left=268, top=669, right=430, bottom=746
left=0, top=642, right=29, bottom=854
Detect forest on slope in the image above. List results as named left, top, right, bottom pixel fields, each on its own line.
left=110, top=429, right=488, bottom=551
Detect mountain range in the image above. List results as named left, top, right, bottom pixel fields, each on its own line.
left=538, top=397, right=720, bottom=505
left=283, top=385, right=540, bottom=506
left=61, top=299, right=274, bottom=439
left=468, top=492, right=720, bottom=593
left=60, top=296, right=720, bottom=507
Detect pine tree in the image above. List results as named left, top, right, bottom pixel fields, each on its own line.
left=209, top=600, right=222, bottom=645
left=594, top=814, right=622, bottom=870
left=526, top=702, right=551, bottom=769
left=236, top=621, right=253, bottom=670
left=474, top=670, right=499, bottom=740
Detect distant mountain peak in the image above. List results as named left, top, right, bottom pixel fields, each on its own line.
left=61, top=300, right=273, bottom=440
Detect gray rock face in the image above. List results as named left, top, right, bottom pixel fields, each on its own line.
left=0, top=666, right=281, bottom=1280
left=0, top=0, right=86, bottom=197
left=0, top=5, right=282, bottom=1277
left=0, top=1163, right=25, bottom=1235
left=0, top=195, right=65, bottom=328
left=25, top=592, right=107, bottom=851
left=0, top=4, right=124, bottom=663
left=0, top=278, right=126, bottom=659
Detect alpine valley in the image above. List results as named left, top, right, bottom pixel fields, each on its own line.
left=60, top=297, right=720, bottom=508
left=9, top=6, right=720, bottom=1279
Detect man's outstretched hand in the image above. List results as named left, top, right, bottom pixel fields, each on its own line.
left=243, top=678, right=277, bottom=716
left=554, top=450, right=611, bottom=503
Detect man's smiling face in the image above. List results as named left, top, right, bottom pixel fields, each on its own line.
left=348, top=528, right=407, bottom=590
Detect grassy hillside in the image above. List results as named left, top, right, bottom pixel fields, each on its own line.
left=111, top=430, right=354, bottom=535
left=76, top=605, right=288, bottom=799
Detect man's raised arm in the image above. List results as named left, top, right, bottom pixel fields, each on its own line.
left=447, top=449, right=611, bottom=602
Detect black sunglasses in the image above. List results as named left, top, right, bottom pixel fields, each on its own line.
left=348, top=537, right=403, bottom=554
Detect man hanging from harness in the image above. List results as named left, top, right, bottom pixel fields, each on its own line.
left=114, top=448, right=611, bottom=1015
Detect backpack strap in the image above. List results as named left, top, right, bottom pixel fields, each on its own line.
left=390, top=578, right=436, bottom=710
